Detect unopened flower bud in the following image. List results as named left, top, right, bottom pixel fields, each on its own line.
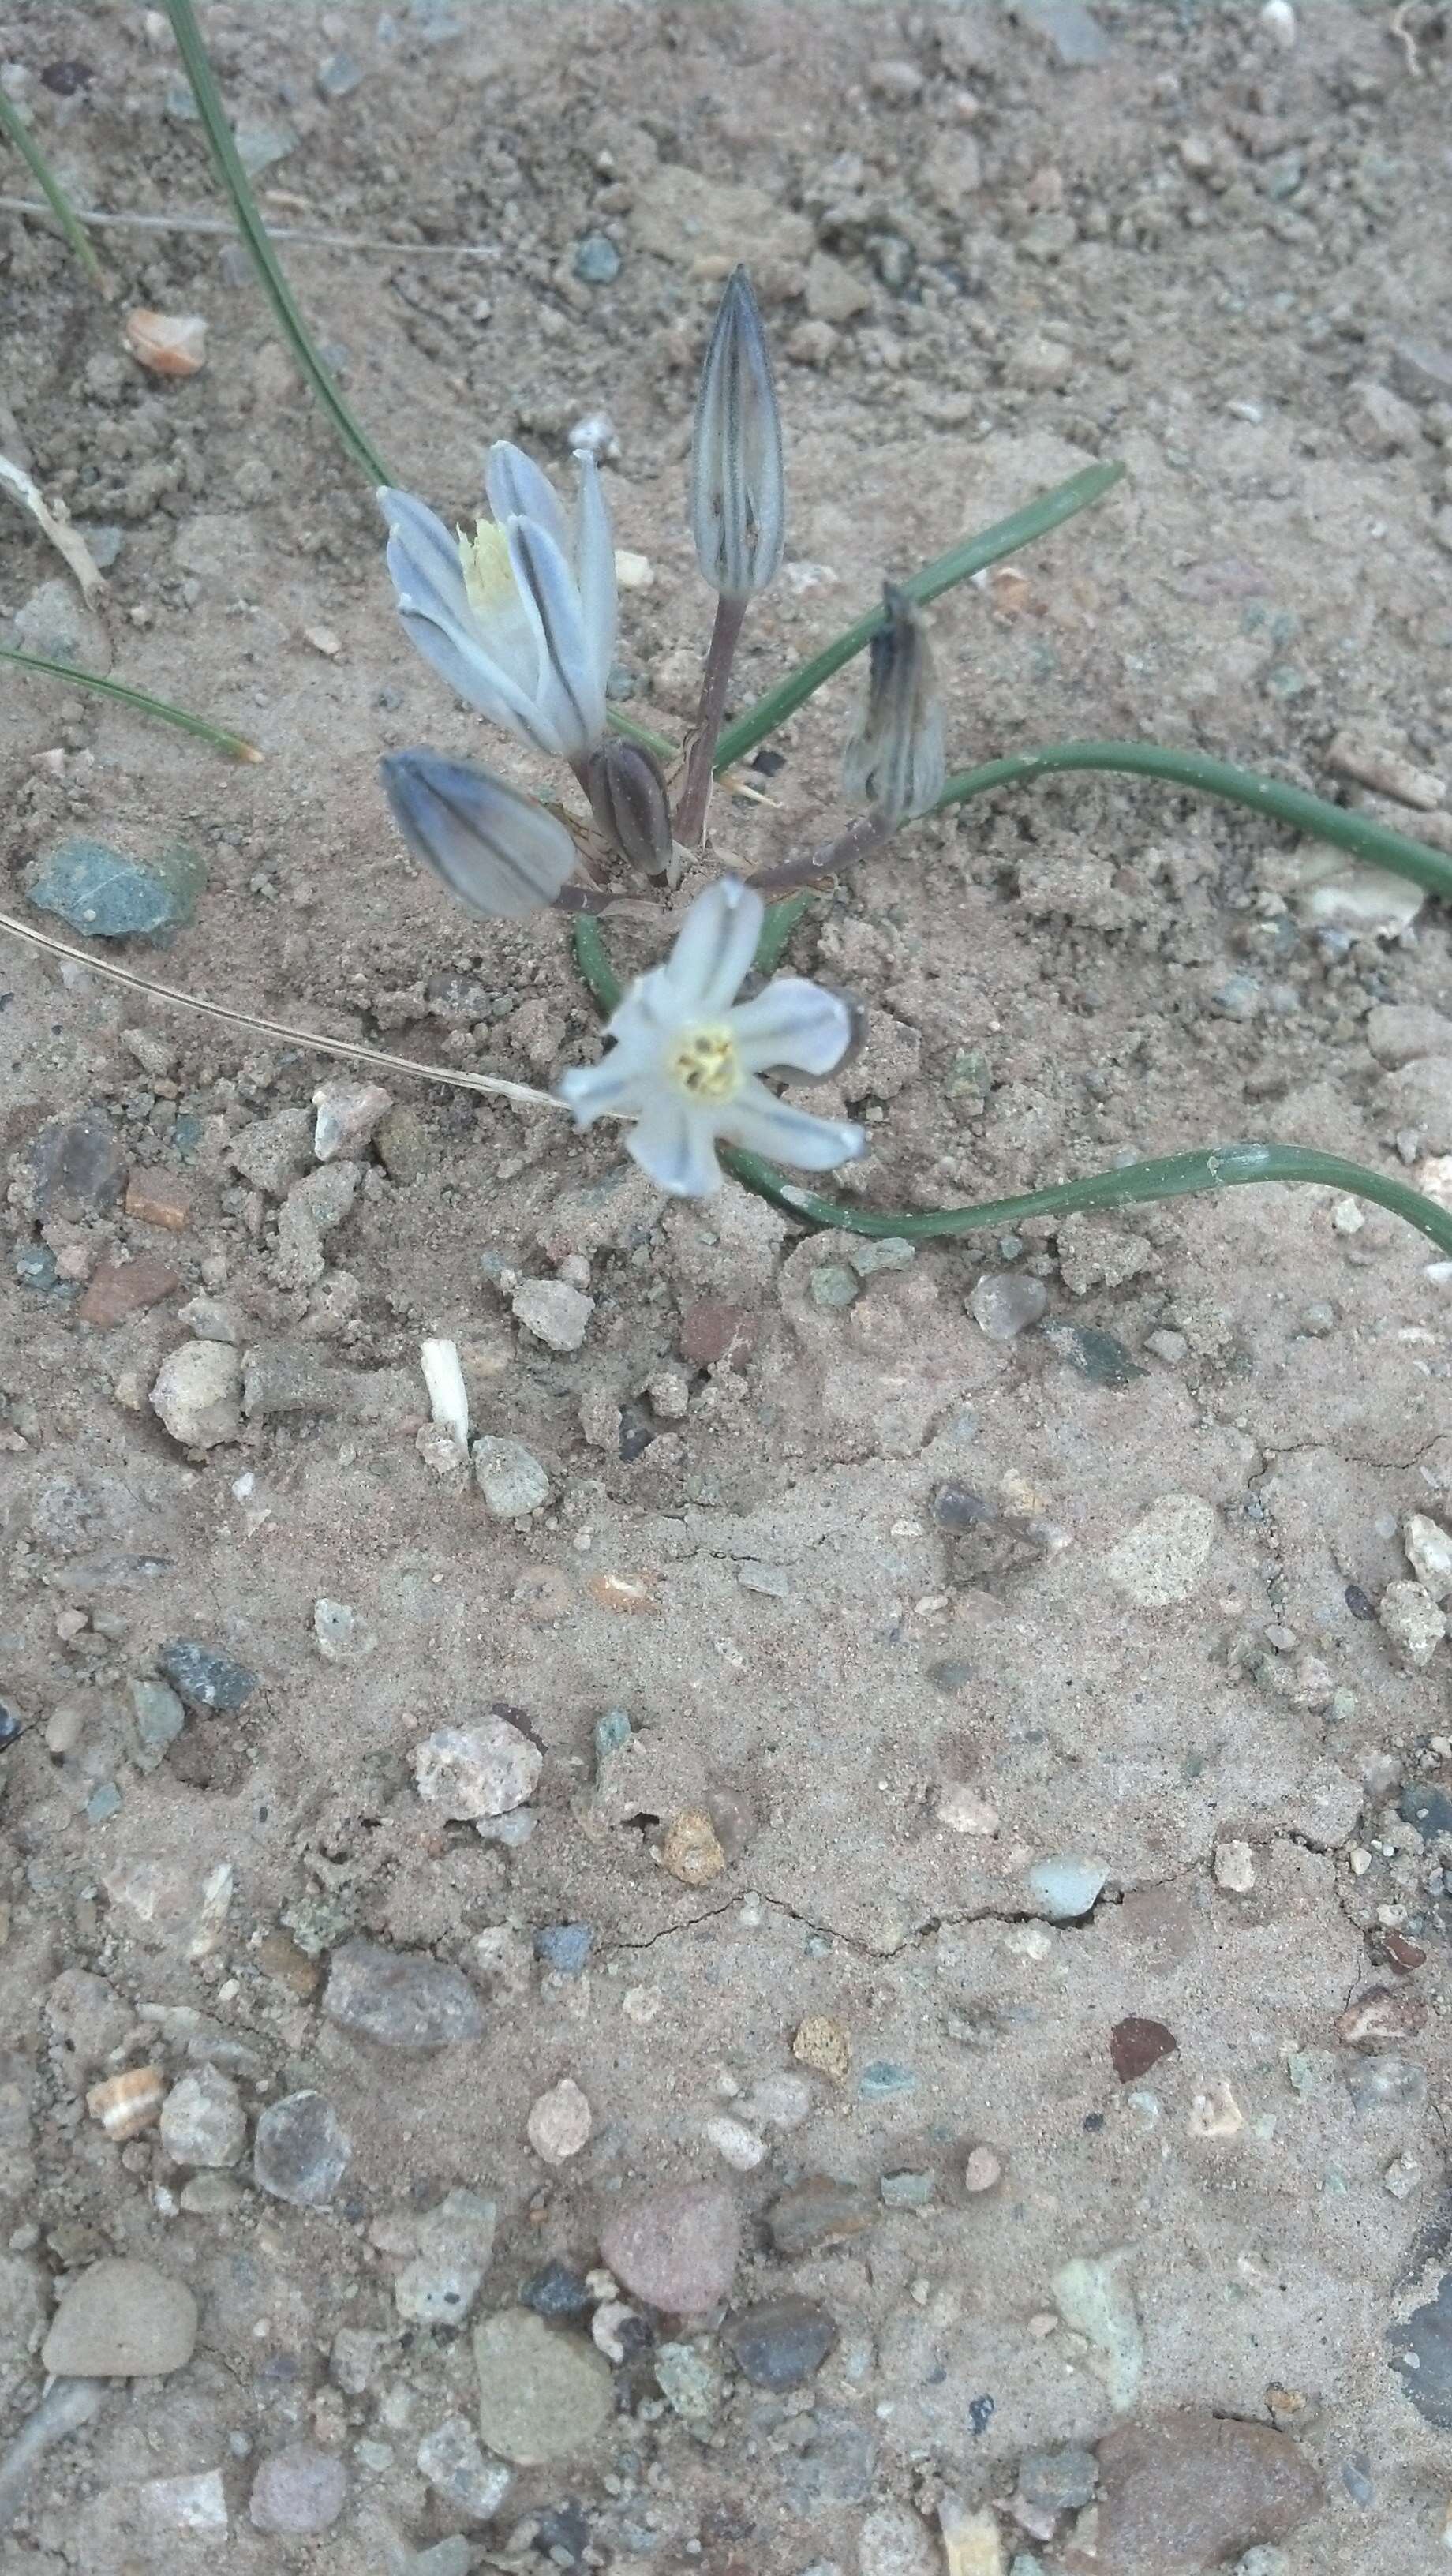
left=586, top=736, right=675, bottom=878
left=841, top=586, right=946, bottom=827
left=380, top=748, right=578, bottom=919
left=690, top=265, right=785, bottom=599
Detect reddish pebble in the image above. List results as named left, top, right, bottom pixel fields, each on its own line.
left=125, top=309, right=208, bottom=376
left=679, top=1301, right=759, bottom=1370
left=1110, top=2016, right=1177, bottom=2084
left=1381, top=1930, right=1428, bottom=1974
left=78, top=1253, right=179, bottom=1327
left=599, top=2181, right=740, bottom=2314
left=1336, top=1984, right=1424, bottom=2050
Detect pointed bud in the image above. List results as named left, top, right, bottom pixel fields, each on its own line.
left=841, top=586, right=946, bottom=828
left=586, top=737, right=675, bottom=879
left=380, top=749, right=578, bottom=919
left=690, top=265, right=785, bottom=600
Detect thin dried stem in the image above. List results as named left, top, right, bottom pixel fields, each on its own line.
left=0, top=193, right=495, bottom=256
left=749, top=809, right=893, bottom=895
left=675, top=593, right=747, bottom=851
left=0, top=912, right=561, bottom=1112
left=0, top=452, right=108, bottom=605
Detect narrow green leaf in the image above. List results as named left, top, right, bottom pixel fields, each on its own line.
left=933, top=738, right=1452, bottom=904
left=163, top=0, right=393, bottom=489
left=0, top=646, right=263, bottom=762
left=0, top=87, right=109, bottom=292
left=713, top=459, right=1125, bottom=773
left=718, top=1138, right=1452, bottom=1258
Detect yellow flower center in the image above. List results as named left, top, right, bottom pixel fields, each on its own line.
left=458, top=519, right=515, bottom=617
left=668, top=1024, right=740, bottom=1104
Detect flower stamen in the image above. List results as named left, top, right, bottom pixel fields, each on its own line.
left=668, top=1025, right=740, bottom=1103
left=458, top=519, right=515, bottom=616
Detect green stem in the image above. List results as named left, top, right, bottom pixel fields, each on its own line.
left=0, top=88, right=109, bottom=292
left=163, top=0, right=392, bottom=489
left=934, top=738, right=1452, bottom=901
left=571, top=914, right=1452, bottom=1259
left=0, top=646, right=262, bottom=762
left=714, top=460, right=1125, bottom=774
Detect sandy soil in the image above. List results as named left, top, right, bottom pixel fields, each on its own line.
left=3, top=3, right=1452, bottom=2571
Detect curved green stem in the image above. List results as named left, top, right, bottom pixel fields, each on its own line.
left=713, top=460, right=1125, bottom=774
left=0, top=646, right=262, bottom=762
left=571, top=915, right=1452, bottom=1259
left=934, top=739, right=1452, bottom=902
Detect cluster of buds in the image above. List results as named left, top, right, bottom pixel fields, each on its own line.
left=376, top=264, right=946, bottom=1193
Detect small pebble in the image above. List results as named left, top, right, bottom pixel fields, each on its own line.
left=704, top=2114, right=766, bottom=2171
left=1214, top=1839, right=1256, bottom=1893
left=661, top=1807, right=727, bottom=1885
left=473, top=2310, right=613, bottom=2463
left=42, top=2257, right=197, bottom=2377
left=970, top=1273, right=1049, bottom=1339
left=1026, top=1854, right=1106, bottom=1921
left=857, top=2503, right=938, bottom=2576
left=149, top=1342, right=242, bottom=1450
left=417, top=2414, right=511, bottom=2520
left=324, top=1938, right=484, bottom=2052
left=599, top=2181, right=741, bottom=2314
left=312, top=1077, right=391, bottom=1161
left=521, top=2262, right=592, bottom=2319
left=249, top=2444, right=347, bottom=2536
left=1019, top=2446, right=1097, bottom=2513
left=768, top=2174, right=874, bottom=2257
left=724, top=2293, right=838, bottom=2391
left=1190, top=2079, right=1245, bottom=2138
left=573, top=231, right=622, bottom=285
left=414, top=1713, right=541, bottom=1818
left=512, top=1277, right=593, bottom=1351
left=393, top=2188, right=496, bottom=2326
left=157, top=1641, right=257, bottom=1713
left=253, top=2090, right=351, bottom=2207
left=534, top=1921, right=593, bottom=1977
left=1110, top=2018, right=1177, bottom=2083
left=810, top=1262, right=860, bottom=1309
left=528, top=2078, right=593, bottom=2164
left=964, top=2146, right=1002, bottom=2193
left=473, top=1435, right=550, bottom=1516
left=124, top=309, right=208, bottom=376
left=159, top=2065, right=245, bottom=2167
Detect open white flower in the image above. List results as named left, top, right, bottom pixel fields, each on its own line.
left=558, top=878, right=866, bottom=1198
left=379, top=441, right=616, bottom=765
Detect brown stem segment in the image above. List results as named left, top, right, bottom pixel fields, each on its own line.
left=750, top=807, right=893, bottom=895
left=675, top=593, right=747, bottom=851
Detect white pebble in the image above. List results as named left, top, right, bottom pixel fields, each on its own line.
left=703, top=2115, right=765, bottom=2171
left=1213, top=1838, right=1256, bottom=1893
left=526, top=2078, right=593, bottom=2164
left=938, top=1784, right=999, bottom=1837
left=614, top=549, right=654, bottom=590
left=511, top=1278, right=593, bottom=1352
left=1260, top=0, right=1296, bottom=46
left=1189, top=2080, right=1244, bottom=2138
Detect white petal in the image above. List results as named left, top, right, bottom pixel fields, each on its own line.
left=506, top=515, right=604, bottom=760
left=661, top=876, right=764, bottom=1017
left=395, top=601, right=565, bottom=756
left=558, top=1060, right=651, bottom=1128
left=380, top=487, right=470, bottom=620
left=485, top=441, right=569, bottom=553
left=573, top=450, right=618, bottom=695
left=627, top=1096, right=723, bottom=1197
left=719, top=1077, right=866, bottom=1173
left=728, top=979, right=854, bottom=1076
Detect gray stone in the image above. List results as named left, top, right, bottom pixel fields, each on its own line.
left=1096, top=2413, right=1323, bottom=2569
left=809, top=1262, right=860, bottom=1310
left=230, top=1106, right=314, bottom=1195
left=158, top=1642, right=258, bottom=1713
left=235, top=120, right=298, bottom=177
left=1013, top=0, right=1110, bottom=66
left=1053, top=2253, right=1143, bottom=2409
left=316, top=49, right=363, bottom=99
left=324, top=1938, right=485, bottom=2052
left=1345, top=2054, right=1426, bottom=2112
left=724, top=2293, right=838, bottom=2390
left=1366, top=1004, right=1452, bottom=1069
left=313, top=1078, right=391, bottom=1160
left=24, top=837, right=207, bottom=940
left=25, top=1111, right=127, bottom=1216
left=573, top=231, right=622, bottom=285
left=241, top=1341, right=359, bottom=1417
left=289, top=1159, right=361, bottom=1236
left=160, top=2065, right=245, bottom=2167
left=150, top=1342, right=242, bottom=1449
left=473, top=2310, right=613, bottom=2463
left=1389, top=339, right=1452, bottom=405
left=1383, top=1058, right=1452, bottom=1155
left=784, top=2406, right=877, bottom=2511
left=129, top=1679, right=185, bottom=1769
left=970, top=1271, right=1048, bottom=1339
left=844, top=1234, right=915, bottom=1276
left=395, top=2188, right=497, bottom=2326
left=656, top=2337, right=722, bottom=2429
left=473, top=1436, right=550, bottom=1516
left=1042, top=1321, right=1147, bottom=1387
left=13, top=575, right=110, bottom=667
left=534, top=1922, right=593, bottom=1976
left=253, top=2090, right=351, bottom=2207
left=857, top=2504, right=937, bottom=2576
left=417, top=2413, right=511, bottom=2518
left=599, top=2181, right=741, bottom=2313
left=413, top=1713, right=541, bottom=1818
left=769, top=2174, right=874, bottom=2257
left=1019, top=2445, right=1098, bottom=2512
left=1027, top=1855, right=1107, bottom=1921
left=42, top=2257, right=197, bottom=2376
left=248, top=2443, right=347, bottom=2535
left=512, top=1277, right=593, bottom=1350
